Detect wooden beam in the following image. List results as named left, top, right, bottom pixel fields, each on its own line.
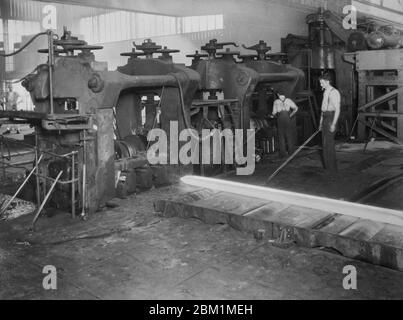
left=359, top=88, right=402, bottom=112
left=359, top=119, right=403, bottom=145
left=181, top=176, right=403, bottom=227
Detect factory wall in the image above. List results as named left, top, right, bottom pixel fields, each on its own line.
left=93, top=0, right=351, bottom=70
left=2, top=0, right=353, bottom=72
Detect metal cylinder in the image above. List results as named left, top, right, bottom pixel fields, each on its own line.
left=347, top=31, right=368, bottom=52
left=367, top=28, right=403, bottom=49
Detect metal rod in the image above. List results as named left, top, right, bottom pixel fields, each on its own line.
left=47, top=30, right=54, bottom=115
left=349, top=114, right=359, bottom=139
left=0, top=135, right=78, bottom=159
left=81, top=130, right=87, bottom=218
left=34, top=173, right=79, bottom=185
left=0, top=154, right=43, bottom=216
left=266, top=129, right=321, bottom=184
left=71, top=152, right=76, bottom=219
left=0, top=139, right=5, bottom=179
left=34, top=131, right=41, bottom=206
left=43, top=150, right=78, bottom=159
left=0, top=159, right=34, bottom=168
left=31, top=170, right=63, bottom=230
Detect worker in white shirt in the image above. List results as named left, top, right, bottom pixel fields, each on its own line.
left=3, top=83, right=21, bottom=111
left=272, top=90, right=299, bottom=158
left=318, top=73, right=341, bottom=172
left=0, top=83, right=22, bottom=134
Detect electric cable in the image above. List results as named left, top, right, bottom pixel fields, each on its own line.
left=0, top=32, right=48, bottom=57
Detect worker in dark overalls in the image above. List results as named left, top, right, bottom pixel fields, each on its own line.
left=272, top=90, right=299, bottom=158
left=318, top=73, right=341, bottom=172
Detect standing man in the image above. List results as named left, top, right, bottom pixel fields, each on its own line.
left=5, top=83, right=21, bottom=111
left=1, top=83, right=21, bottom=134
left=272, top=90, right=299, bottom=158
left=319, top=73, right=341, bottom=172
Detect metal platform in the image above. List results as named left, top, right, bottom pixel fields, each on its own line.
left=155, top=182, right=403, bottom=272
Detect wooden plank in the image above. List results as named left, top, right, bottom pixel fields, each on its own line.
left=358, top=119, right=403, bottom=145
left=314, top=214, right=359, bottom=234
left=245, top=204, right=332, bottom=229
left=191, top=193, right=268, bottom=216
left=370, top=224, right=403, bottom=248
left=244, top=201, right=291, bottom=217
left=358, top=87, right=402, bottom=112
left=154, top=188, right=217, bottom=215
left=155, top=194, right=403, bottom=271
left=369, top=225, right=403, bottom=271
left=360, top=113, right=403, bottom=118
left=181, top=176, right=403, bottom=227
left=339, top=219, right=386, bottom=241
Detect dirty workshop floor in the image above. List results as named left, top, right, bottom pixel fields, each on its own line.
left=1, top=141, right=403, bottom=300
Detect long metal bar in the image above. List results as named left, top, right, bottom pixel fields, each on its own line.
left=34, top=131, right=41, bottom=206
left=0, top=139, right=5, bottom=179
left=42, top=150, right=78, bottom=159
left=71, top=152, right=76, bottom=219
left=266, top=130, right=321, bottom=183
left=47, top=30, right=55, bottom=115
left=31, top=170, right=63, bottom=229
left=0, top=159, right=35, bottom=168
left=0, top=135, right=77, bottom=159
left=0, top=154, right=44, bottom=216
left=181, top=175, right=403, bottom=227
left=81, top=130, right=87, bottom=218
left=34, top=173, right=78, bottom=185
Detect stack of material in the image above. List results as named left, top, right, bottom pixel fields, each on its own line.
left=0, top=193, right=35, bottom=220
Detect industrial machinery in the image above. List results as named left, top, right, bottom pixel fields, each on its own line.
left=239, top=40, right=305, bottom=145
left=0, top=28, right=306, bottom=224
left=366, top=25, right=403, bottom=50
left=187, top=39, right=258, bottom=131
left=348, top=24, right=403, bottom=52
left=186, top=39, right=305, bottom=161
left=283, top=7, right=357, bottom=137
left=0, top=28, right=200, bottom=223
left=185, top=39, right=258, bottom=175
left=114, top=38, right=200, bottom=194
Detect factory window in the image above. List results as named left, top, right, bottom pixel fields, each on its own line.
left=6, top=19, right=41, bottom=49
left=179, top=14, right=224, bottom=33
left=80, top=11, right=223, bottom=44
left=5, top=19, right=40, bottom=72
left=80, top=11, right=177, bottom=44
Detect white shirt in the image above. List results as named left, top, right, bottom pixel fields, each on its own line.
left=322, top=87, right=341, bottom=112
left=272, top=98, right=298, bottom=115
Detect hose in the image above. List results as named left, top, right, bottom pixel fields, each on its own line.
left=0, top=31, right=49, bottom=57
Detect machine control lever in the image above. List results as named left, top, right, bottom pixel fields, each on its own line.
left=242, top=40, right=272, bottom=60
left=201, top=39, right=239, bottom=57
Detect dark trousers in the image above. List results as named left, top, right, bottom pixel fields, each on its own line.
left=277, top=111, right=295, bottom=157
left=322, top=111, right=337, bottom=172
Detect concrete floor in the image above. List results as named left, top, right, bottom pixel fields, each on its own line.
left=1, top=141, right=403, bottom=300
